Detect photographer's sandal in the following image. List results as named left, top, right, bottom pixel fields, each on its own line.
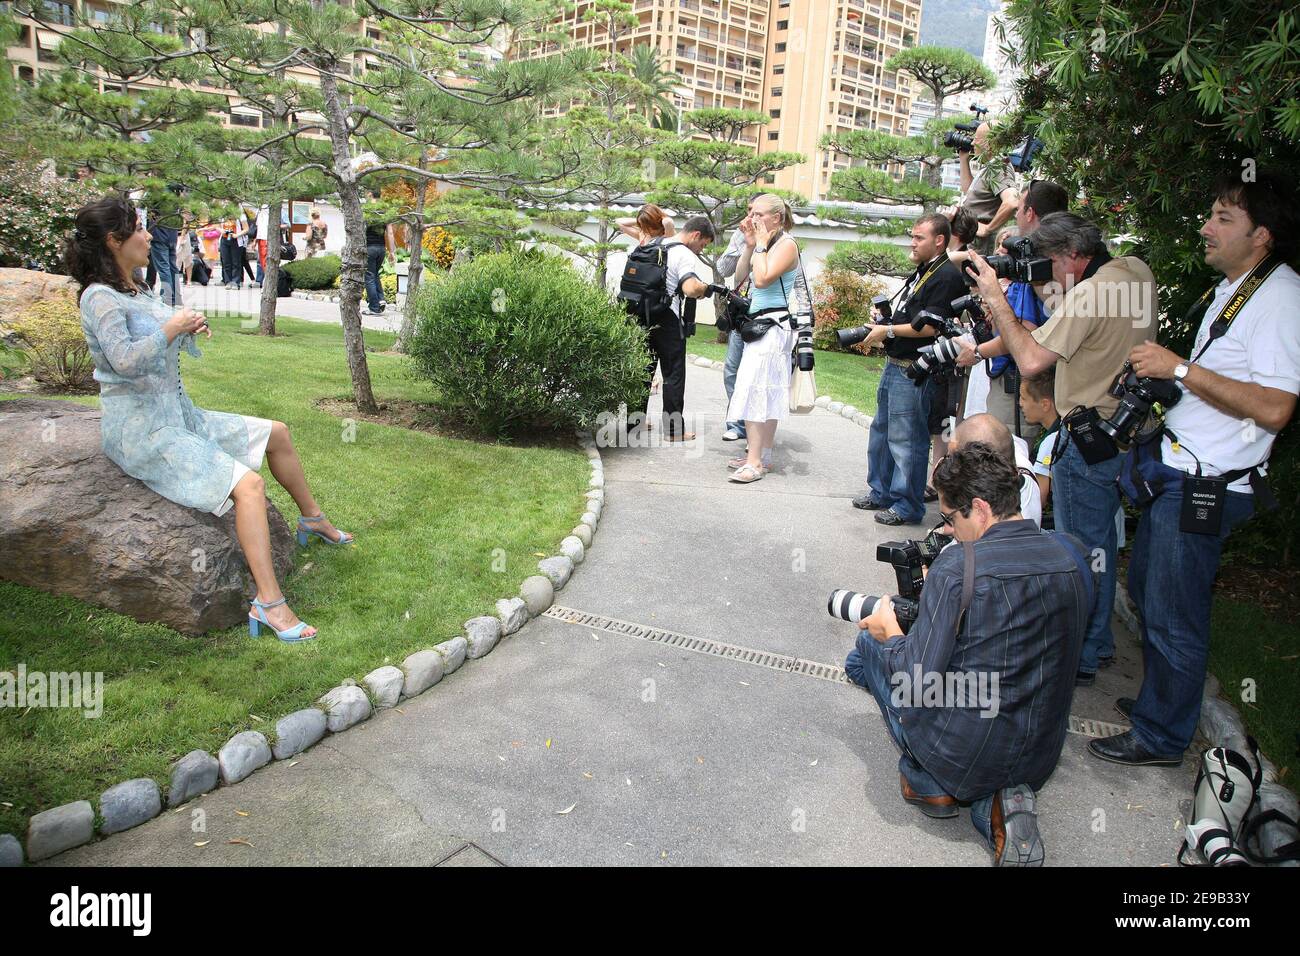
left=900, top=775, right=959, bottom=819
left=991, top=785, right=1044, bottom=866
left=728, top=463, right=764, bottom=483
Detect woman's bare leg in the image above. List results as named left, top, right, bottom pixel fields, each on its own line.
left=232, top=471, right=314, bottom=636
left=263, top=420, right=344, bottom=542
left=744, top=420, right=778, bottom=468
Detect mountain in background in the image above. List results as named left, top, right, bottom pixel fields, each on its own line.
left=918, top=0, right=1001, bottom=58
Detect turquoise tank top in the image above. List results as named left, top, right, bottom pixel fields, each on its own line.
left=748, top=235, right=801, bottom=314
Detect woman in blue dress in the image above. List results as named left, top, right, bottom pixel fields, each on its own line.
left=68, top=196, right=351, bottom=643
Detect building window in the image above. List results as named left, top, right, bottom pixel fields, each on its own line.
left=772, top=64, right=783, bottom=75
left=17, top=25, right=31, bottom=46
left=764, top=175, right=776, bottom=185
left=770, top=108, right=781, bottom=119
left=767, top=131, right=779, bottom=141
left=770, top=87, right=782, bottom=97
left=229, top=112, right=260, bottom=127
left=775, top=42, right=786, bottom=53
left=777, top=20, right=788, bottom=31
left=17, top=65, right=35, bottom=84
left=37, top=40, right=60, bottom=63
left=42, top=1, right=75, bottom=26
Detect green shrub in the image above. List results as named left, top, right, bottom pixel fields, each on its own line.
left=407, top=252, right=650, bottom=438
left=11, top=291, right=95, bottom=389
left=283, top=254, right=341, bottom=290
left=811, top=267, right=887, bottom=354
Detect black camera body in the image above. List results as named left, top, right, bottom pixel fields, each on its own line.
left=950, top=294, right=995, bottom=345
left=835, top=294, right=895, bottom=349
left=827, top=537, right=943, bottom=634
left=979, top=235, right=1053, bottom=284
left=1101, top=361, right=1183, bottom=444
left=709, top=284, right=751, bottom=334
left=943, top=103, right=990, bottom=154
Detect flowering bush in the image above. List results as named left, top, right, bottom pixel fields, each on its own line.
left=422, top=226, right=455, bottom=270
left=811, top=268, right=887, bottom=354
left=11, top=291, right=95, bottom=389
left=0, top=160, right=96, bottom=272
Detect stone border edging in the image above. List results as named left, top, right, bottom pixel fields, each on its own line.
left=3, top=431, right=605, bottom=866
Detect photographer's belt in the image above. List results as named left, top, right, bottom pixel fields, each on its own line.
left=887, top=356, right=916, bottom=369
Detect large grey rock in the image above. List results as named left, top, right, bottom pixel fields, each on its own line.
left=559, top=536, right=585, bottom=565
left=520, top=575, right=554, bottom=616
left=814, top=395, right=831, bottom=408
left=588, top=474, right=604, bottom=489
left=219, top=731, right=272, bottom=785
left=587, top=498, right=603, bottom=520
left=571, top=524, right=593, bottom=548
left=0, top=267, right=76, bottom=339
left=401, top=650, right=444, bottom=696
left=496, top=597, right=529, bottom=636
left=272, top=708, right=328, bottom=759
left=840, top=405, right=858, bottom=419
left=580, top=511, right=599, bottom=530
left=318, top=685, right=371, bottom=733
left=465, top=616, right=502, bottom=659
left=1199, top=696, right=1248, bottom=746
left=99, top=778, right=162, bottom=835
left=0, top=399, right=295, bottom=635
left=168, top=750, right=219, bottom=807
left=538, top=556, right=574, bottom=590
left=363, top=666, right=405, bottom=709
left=0, top=833, right=21, bottom=867
left=26, top=800, right=94, bottom=861
left=435, top=636, right=467, bottom=675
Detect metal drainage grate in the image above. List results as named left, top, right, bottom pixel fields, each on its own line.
left=543, top=606, right=851, bottom=685
left=544, top=607, right=1128, bottom=738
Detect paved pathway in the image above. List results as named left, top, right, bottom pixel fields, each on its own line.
left=51, top=360, right=1195, bottom=866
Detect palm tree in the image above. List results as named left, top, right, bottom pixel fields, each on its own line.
left=628, top=44, right=680, bottom=132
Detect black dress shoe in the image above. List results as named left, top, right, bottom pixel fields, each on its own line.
left=852, top=492, right=884, bottom=510
left=874, top=508, right=907, bottom=526
left=1075, top=669, right=1096, bottom=687
left=1114, top=697, right=1135, bottom=721
left=1087, top=730, right=1182, bottom=767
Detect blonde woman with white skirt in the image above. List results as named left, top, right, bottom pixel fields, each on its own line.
left=726, top=194, right=805, bottom=484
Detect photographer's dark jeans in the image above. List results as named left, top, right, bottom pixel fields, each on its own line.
left=365, top=245, right=386, bottom=311
left=1050, top=436, right=1122, bottom=672
left=1127, top=472, right=1254, bottom=756
left=219, top=237, right=241, bottom=286
left=846, top=629, right=1000, bottom=848
left=866, top=363, right=934, bottom=523
left=723, top=329, right=746, bottom=437
left=647, top=319, right=688, bottom=438
left=149, top=231, right=179, bottom=307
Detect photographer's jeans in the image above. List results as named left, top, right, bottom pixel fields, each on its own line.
left=723, top=329, right=746, bottom=438
left=846, top=629, right=1003, bottom=851
left=1127, top=474, right=1254, bottom=756
left=866, top=363, right=934, bottom=523
left=1050, top=436, right=1123, bottom=673
left=149, top=236, right=180, bottom=307
left=364, top=245, right=386, bottom=311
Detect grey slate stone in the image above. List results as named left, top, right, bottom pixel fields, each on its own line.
left=496, top=597, right=529, bottom=636
left=559, top=536, right=585, bottom=565
left=26, top=800, right=94, bottom=861
left=538, top=555, right=574, bottom=590
left=465, top=616, right=502, bottom=659
left=580, top=511, right=598, bottom=530
left=827, top=401, right=844, bottom=414
left=840, top=405, right=858, bottom=418
left=168, top=750, right=219, bottom=807
left=99, top=778, right=162, bottom=835
left=363, top=665, right=405, bottom=709
left=520, top=575, right=554, bottom=615
left=589, top=474, right=604, bottom=489
left=571, top=524, right=593, bottom=548
left=272, top=708, right=328, bottom=759
left=814, top=395, right=831, bottom=408
left=318, top=686, right=372, bottom=733
left=435, top=636, right=468, bottom=675
left=588, top=497, right=603, bottom=520
left=219, top=731, right=272, bottom=785
left=402, top=650, right=445, bottom=697
left=0, top=833, right=21, bottom=867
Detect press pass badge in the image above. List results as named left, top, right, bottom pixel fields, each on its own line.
left=1181, top=475, right=1227, bottom=535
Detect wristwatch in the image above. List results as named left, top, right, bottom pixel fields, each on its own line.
left=1173, top=363, right=1190, bottom=381
left=973, top=343, right=983, bottom=360
left=885, top=325, right=896, bottom=339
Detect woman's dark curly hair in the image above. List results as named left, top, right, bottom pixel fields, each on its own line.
left=65, top=195, right=147, bottom=301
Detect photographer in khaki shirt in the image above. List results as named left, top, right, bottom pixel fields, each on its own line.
left=964, top=213, right=1154, bottom=684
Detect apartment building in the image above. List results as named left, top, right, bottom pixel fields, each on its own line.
left=531, top=0, right=921, bottom=202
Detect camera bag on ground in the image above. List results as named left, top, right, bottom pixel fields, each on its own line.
left=618, top=238, right=674, bottom=328
left=277, top=268, right=293, bottom=298
left=280, top=241, right=297, bottom=262
left=190, top=258, right=210, bottom=286
left=1178, top=740, right=1261, bottom=866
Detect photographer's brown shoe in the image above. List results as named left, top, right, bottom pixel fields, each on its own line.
left=900, top=775, right=959, bottom=819
left=990, top=785, right=1044, bottom=866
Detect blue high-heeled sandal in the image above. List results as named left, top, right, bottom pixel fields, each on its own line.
left=249, top=597, right=317, bottom=643
left=297, top=513, right=354, bottom=547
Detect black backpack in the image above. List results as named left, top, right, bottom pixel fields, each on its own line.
left=277, top=269, right=294, bottom=298
left=618, top=238, right=676, bottom=327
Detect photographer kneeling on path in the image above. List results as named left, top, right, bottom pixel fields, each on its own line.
left=1089, top=171, right=1300, bottom=768
left=844, top=443, right=1093, bottom=866
left=964, top=213, right=1155, bottom=685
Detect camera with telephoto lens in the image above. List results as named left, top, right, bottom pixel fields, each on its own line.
left=974, top=235, right=1053, bottom=284
left=950, top=294, right=995, bottom=345
left=834, top=294, right=894, bottom=349
left=943, top=103, right=990, bottom=153
left=708, top=284, right=751, bottom=334
left=1100, top=361, right=1183, bottom=445
left=902, top=311, right=965, bottom=384
left=827, top=539, right=933, bottom=634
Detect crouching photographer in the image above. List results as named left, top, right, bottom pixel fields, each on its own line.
left=841, top=443, right=1093, bottom=866
left=1088, top=171, right=1300, bottom=768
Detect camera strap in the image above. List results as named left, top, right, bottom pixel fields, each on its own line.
left=955, top=541, right=975, bottom=637
left=1189, top=255, right=1283, bottom=364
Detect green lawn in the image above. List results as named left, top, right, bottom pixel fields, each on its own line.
left=689, top=326, right=886, bottom=415
left=1207, top=599, right=1299, bottom=780
left=0, top=315, right=590, bottom=839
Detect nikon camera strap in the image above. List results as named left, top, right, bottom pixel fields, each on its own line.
left=1189, top=254, right=1283, bottom=363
